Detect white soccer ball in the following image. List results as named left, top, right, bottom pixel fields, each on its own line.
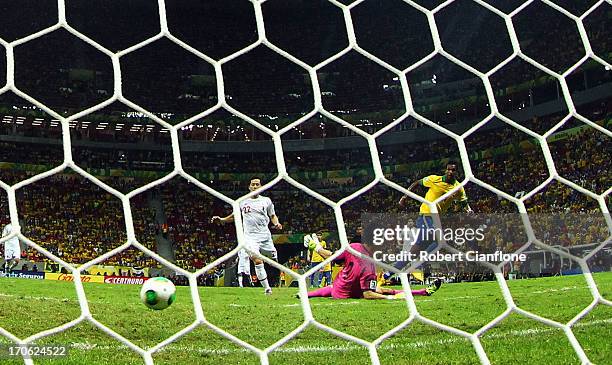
left=140, top=277, right=176, bottom=310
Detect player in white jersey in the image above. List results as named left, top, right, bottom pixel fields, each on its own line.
left=2, top=223, right=21, bottom=273
left=212, top=177, right=282, bottom=294
left=236, top=248, right=251, bottom=287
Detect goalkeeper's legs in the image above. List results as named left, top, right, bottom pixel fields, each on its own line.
left=409, top=288, right=430, bottom=296
left=384, top=279, right=442, bottom=297
left=307, top=285, right=333, bottom=298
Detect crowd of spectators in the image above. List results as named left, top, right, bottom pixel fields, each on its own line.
left=0, top=100, right=607, bottom=193
left=548, top=122, right=611, bottom=195
left=159, top=178, right=234, bottom=272
left=284, top=255, right=309, bottom=273
left=1, top=107, right=608, bottom=269
left=0, top=114, right=607, bottom=276
left=0, top=172, right=159, bottom=268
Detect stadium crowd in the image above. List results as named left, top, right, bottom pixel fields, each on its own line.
left=0, top=107, right=608, bottom=276
left=159, top=178, right=234, bottom=272
left=0, top=172, right=159, bottom=268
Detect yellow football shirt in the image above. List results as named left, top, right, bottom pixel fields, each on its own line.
left=419, top=175, right=468, bottom=214
left=310, top=240, right=327, bottom=263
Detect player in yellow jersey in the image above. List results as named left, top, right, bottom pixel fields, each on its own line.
left=315, top=232, right=333, bottom=287
left=305, top=231, right=332, bottom=287
left=383, top=161, right=473, bottom=280
left=399, top=161, right=472, bottom=215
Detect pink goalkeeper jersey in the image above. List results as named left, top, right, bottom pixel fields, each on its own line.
left=331, top=243, right=378, bottom=299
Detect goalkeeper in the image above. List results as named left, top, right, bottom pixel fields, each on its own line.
left=303, top=235, right=440, bottom=300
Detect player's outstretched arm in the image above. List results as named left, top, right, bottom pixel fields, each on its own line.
left=312, top=246, right=333, bottom=260
left=377, top=287, right=397, bottom=295
left=399, top=179, right=422, bottom=207
left=306, top=236, right=333, bottom=259
left=211, top=213, right=234, bottom=225
left=363, top=290, right=401, bottom=300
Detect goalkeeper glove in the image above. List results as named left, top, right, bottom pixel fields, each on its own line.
left=311, top=233, right=320, bottom=245
left=304, top=234, right=323, bottom=252
left=304, top=234, right=317, bottom=250
left=303, top=234, right=311, bottom=248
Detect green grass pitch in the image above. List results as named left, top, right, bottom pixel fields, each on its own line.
left=0, top=273, right=610, bottom=364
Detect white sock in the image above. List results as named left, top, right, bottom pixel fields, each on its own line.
left=238, top=274, right=244, bottom=288
left=255, top=264, right=270, bottom=290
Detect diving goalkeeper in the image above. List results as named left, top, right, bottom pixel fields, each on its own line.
left=303, top=235, right=441, bottom=300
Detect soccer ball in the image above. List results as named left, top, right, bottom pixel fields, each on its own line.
left=140, top=277, right=176, bottom=310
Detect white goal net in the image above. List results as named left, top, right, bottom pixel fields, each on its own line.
left=0, top=0, right=610, bottom=364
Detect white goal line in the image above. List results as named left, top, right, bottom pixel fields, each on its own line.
left=63, top=317, right=611, bottom=356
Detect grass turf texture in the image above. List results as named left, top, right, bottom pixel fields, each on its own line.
left=0, top=273, right=609, bottom=365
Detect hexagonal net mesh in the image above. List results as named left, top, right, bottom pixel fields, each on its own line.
left=0, top=0, right=610, bottom=364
